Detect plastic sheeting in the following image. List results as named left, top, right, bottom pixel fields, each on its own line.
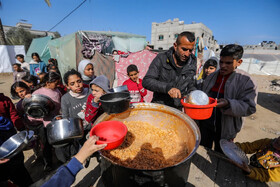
left=26, top=36, right=52, bottom=64
left=115, top=50, right=157, bottom=103
left=0, top=45, right=25, bottom=73
left=48, top=33, right=77, bottom=78
left=112, top=36, right=146, bottom=53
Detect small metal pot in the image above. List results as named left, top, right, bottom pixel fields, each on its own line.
left=0, top=131, right=29, bottom=159
left=22, top=94, right=55, bottom=118
left=46, top=116, right=84, bottom=145
left=100, top=92, right=131, bottom=114
left=108, top=85, right=129, bottom=93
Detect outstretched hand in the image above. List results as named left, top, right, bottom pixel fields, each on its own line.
left=74, top=136, right=107, bottom=164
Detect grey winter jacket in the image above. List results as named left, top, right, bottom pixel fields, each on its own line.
left=142, top=47, right=197, bottom=109
left=202, top=68, right=257, bottom=139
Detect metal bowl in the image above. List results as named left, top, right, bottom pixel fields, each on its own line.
left=0, top=131, right=28, bottom=159
left=47, top=117, right=84, bottom=145
left=22, top=94, right=55, bottom=118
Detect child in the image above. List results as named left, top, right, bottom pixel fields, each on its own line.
left=28, top=72, right=62, bottom=170
left=199, top=44, right=257, bottom=152
left=12, top=63, right=27, bottom=82
left=196, top=57, right=218, bottom=90
left=58, top=69, right=91, bottom=163
left=84, top=75, right=110, bottom=124
left=31, top=72, right=62, bottom=127
left=48, top=58, right=58, bottom=67
left=15, top=54, right=29, bottom=71
left=29, top=52, right=47, bottom=76
left=234, top=136, right=280, bottom=182
left=10, top=81, right=31, bottom=117
left=78, top=59, right=96, bottom=85
left=0, top=93, right=33, bottom=186
left=21, top=74, right=40, bottom=93
left=122, top=64, right=147, bottom=103
left=61, top=69, right=91, bottom=120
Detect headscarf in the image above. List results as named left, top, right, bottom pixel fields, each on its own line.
left=78, top=59, right=95, bottom=81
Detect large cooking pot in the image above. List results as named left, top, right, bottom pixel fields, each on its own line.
left=0, top=131, right=32, bottom=159
left=100, top=92, right=131, bottom=114
left=46, top=116, right=84, bottom=145
left=93, top=103, right=200, bottom=187
left=22, top=94, right=55, bottom=118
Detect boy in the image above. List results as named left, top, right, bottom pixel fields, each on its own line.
left=123, top=64, right=147, bottom=103
left=12, top=63, right=27, bottom=82
left=234, top=136, right=280, bottom=182
left=15, top=54, right=29, bottom=71
left=199, top=44, right=257, bottom=152
left=84, top=75, right=110, bottom=124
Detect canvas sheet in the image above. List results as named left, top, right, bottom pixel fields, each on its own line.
left=115, top=50, right=157, bottom=103
left=26, top=36, right=52, bottom=64
left=0, top=45, right=25, bottom=73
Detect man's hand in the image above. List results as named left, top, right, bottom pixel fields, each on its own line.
left=74, top=136, right=107, bottom=164
left=168, top=88, right=181, bottom=98
left=216, top=98, right=229, bottom=108
left=0, top=159, right=10, bottom=164
left=136, top=78, right=140, bottom=84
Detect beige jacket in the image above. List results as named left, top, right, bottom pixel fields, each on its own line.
left=202, top=68, right=257, bottom=139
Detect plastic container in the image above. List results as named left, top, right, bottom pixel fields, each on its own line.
left=90, top=121, right=128, bottom=150
left=181, top=97, right=217, bottom=120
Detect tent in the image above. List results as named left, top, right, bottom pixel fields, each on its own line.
left=25, top=36, right=52, bottom=64
left=0, top=45, right=25, bottom=73
left=27, top=31, right=147, bottom=85
left=115, top=50, right=158, bottom=102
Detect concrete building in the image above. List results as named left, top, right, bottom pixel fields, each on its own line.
left=3, top=22, right=57, bottom=37
left=243, top=41, right=279, bottom=50
left=151, top=18, right=218, bottom=51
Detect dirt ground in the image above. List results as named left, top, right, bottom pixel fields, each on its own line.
left=0, top=72, right=279, bottom=186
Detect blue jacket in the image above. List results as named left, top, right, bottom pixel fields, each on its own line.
left=41, top=157, right=83, bottom=187
left=29, top=61, right=47, bottom=76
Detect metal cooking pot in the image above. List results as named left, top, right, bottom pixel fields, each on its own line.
left=93, top=103, right=201, bottom=186
left=0, top=131, right=31, bottom=159
left=100, top=92, right=131, bottom=114
left=108, top=85, right=129, bottom=93
left=46, top=116, right=84, bottom=145
left=22, top=94, right=55, bottom=118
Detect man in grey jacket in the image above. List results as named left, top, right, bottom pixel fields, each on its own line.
left=199, top=44, right=257, bottom=152
left=142, top=31, right=197, bottom=109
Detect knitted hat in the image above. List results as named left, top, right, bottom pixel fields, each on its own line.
left=89, top=75, right=110, bottom=93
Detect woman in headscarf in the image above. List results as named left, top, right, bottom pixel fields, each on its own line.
left=77, top=59, right=96, bottom=86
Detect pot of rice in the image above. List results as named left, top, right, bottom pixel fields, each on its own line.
left=93, top=103, right=200, bottom=187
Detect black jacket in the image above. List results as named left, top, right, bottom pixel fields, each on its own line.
left=143, top=47, right=197, bottom=109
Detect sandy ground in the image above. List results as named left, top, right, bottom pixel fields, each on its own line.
left=0, top=72, right=279, bottom=186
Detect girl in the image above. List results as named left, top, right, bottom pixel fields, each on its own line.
left=29, top=52, right=47, bottom=76
left=12, top=63, right=27, bottom=82
left=84, top=75, right=110, bottom=124
left=28, top=72, right=62, bottom=170
left=10, top=81, right=31, bottom=118
left=21, top=74, right=40, bottom=93
left=57, top=69, right=91, bottom=163
left=77, top=59, right=96, bottom=85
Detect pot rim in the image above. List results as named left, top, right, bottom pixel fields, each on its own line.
left=94, top=103, right=201, bottom=171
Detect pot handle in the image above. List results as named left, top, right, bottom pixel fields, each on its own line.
left=52, top=115, right=63, bottom=122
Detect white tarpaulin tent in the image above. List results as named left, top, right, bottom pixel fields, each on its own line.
left=0, top=45, right=25, bottom=73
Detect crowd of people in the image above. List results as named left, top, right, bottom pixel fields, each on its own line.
left=0, top=31, right=279, bottom=186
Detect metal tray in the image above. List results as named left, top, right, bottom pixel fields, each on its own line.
left=220, top=139, right=249, bottom=165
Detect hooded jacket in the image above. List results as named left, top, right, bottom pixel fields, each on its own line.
left=202, top=68, right=257, bottom=139
left=142, top=47, right=197, bottom=109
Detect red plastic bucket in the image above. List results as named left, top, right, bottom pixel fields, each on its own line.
left=90, top=121, right=128, bottom=150
left=181, top=97, right=217, bottom=120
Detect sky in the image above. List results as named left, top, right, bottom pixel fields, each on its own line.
left=1, top=0, right=280, bottom=45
